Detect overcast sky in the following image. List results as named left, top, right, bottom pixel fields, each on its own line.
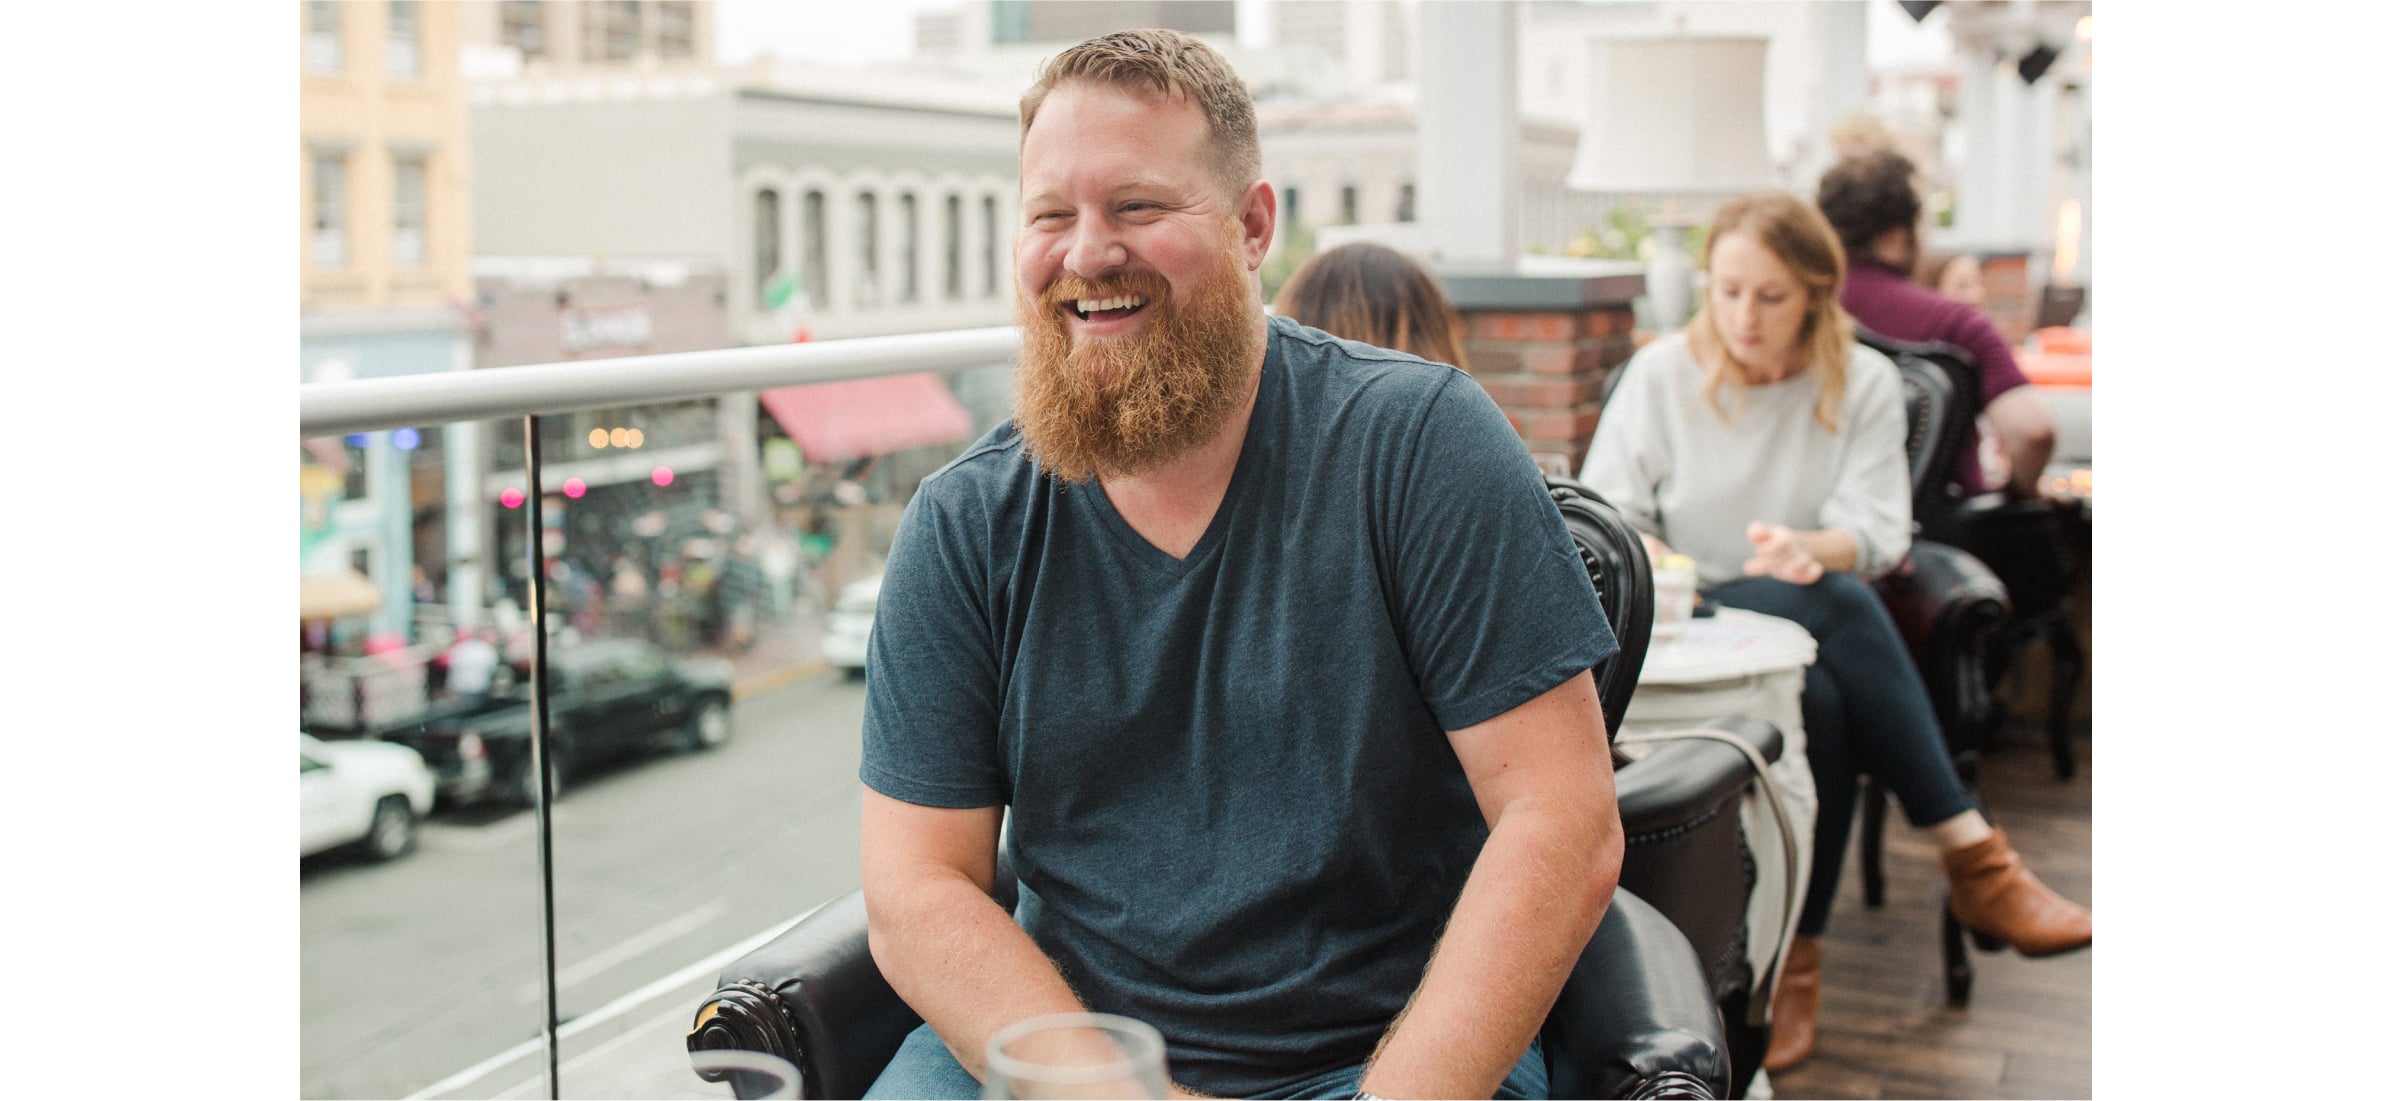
left=712, top=1, right=1953, bottom=71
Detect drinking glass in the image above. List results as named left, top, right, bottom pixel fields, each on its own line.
left=1651, top=553, right=1698, bottom=642
left=689, top=1048, right=803, bottom=1099
left=982, top=1012, right=1170, bottom=1100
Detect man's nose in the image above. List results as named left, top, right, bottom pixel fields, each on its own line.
left=1062, top=217, right=1128, bottom=277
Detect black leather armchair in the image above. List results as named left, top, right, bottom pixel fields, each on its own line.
left=1856, top=330, right=2015, bottom=1006
left=688, top=479, right=1764, bottom=1099
left=1862, top=330, right=2089, bottom=779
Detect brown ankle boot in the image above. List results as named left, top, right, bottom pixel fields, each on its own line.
left=1762, top=935, right=1822, bottom=1071
left=1942, top=827, right=2092, bottom=957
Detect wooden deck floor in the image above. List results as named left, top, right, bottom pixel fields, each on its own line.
left=1764, top=725, right=2094, bottom=1100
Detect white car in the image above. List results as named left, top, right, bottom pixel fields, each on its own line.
left=301, top=732, right=437, bottom=861
left=822, top=574, right=882, bottom=678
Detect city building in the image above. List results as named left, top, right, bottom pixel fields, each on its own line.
left=458, top=0, right=714, bottom=73
left=300, top=0, right=479, bottom=638
left=468, top=65, right=1018, bottom=344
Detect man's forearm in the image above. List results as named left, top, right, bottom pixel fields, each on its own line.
left=1360, top=795, right=1622, bottom=1098
left=867, top=871, right=1086, bottom=1081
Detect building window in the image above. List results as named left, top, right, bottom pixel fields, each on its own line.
left=391, top=156, right=428, bottom=268
left=898, top=192, right=920, bottom=304
left=312, top=152, right=349, bottom=268
left=656, top=1, right=696, bottom=59
left=1339, top=184, right=1359, bottom=225
left=305, top=0, right=342, bottom=74
left=755, top=189, right=783, bottom=302
left=1283, top=186, right=1301, bottom=229
left=857, top=192, right=880, bottom=306
left=587, top=0, right=641, bottom=61
left=500, top=0, right=546, bottom=61
left=982, top=195, right=999, bottom=297
left=803, top=190, right=828, bottom=310
left=1396, top=181, right=1416, bottom=223
left=944, top=195, right=963, bottom=300
left=386, top=1, right=421, bottom=80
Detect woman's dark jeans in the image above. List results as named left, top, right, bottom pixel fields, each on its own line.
left=1704, top=572, right=1977, bottom=934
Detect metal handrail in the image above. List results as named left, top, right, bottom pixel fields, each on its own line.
left=298, top=324, right=1022, bottom=437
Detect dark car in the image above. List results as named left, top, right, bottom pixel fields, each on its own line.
left=390, top=639, right=736, bottom=807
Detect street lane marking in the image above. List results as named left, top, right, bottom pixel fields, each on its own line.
left=544, top=901, right=731, bottom=995
left=404, top=899, right=825, bottom=1100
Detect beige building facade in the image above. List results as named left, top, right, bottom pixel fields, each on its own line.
left=300, top=0, right=473, bottom=313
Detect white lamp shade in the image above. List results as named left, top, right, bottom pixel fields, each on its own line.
left=1570, top=36, right=1775, bottom=195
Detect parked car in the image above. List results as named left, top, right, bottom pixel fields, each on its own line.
left=301, top=732, right=436, bottom=861
left=823, top=574, right=882, bottom=678
left=388, top=639, right=736, bottom=807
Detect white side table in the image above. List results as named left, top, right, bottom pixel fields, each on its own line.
left=1617, top=606, right=1818, bottom=1055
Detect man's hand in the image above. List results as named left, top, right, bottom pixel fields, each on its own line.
left=1742, top=521, right=1825, bottom=585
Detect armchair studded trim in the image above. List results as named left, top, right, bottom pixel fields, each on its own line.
left=1627, top=1070, right=1723, bottom=1100
left=688, top=980, right=812, bottom=1087
left=1544, top=475, right=1653, bottom=740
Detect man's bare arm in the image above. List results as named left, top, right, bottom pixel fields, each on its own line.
left=1984, top=387, right=2056, bottom=496
left=1357, top=670, right=1622, bottom=1099
left=861, top=792, right=1086, bottom=1083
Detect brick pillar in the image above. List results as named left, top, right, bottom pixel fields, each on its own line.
left=1439, top=266, right=1646, bottom=478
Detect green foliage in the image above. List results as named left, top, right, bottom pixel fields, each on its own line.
left=1565, top=205, right=1708, bottom=266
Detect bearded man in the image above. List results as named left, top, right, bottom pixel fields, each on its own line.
left=857, top=29, right=1622, bottom=1100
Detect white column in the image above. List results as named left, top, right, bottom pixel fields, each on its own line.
left=1417, top=0, right=1518, bottom=270
left=442, top=336, right=487, bottom=628
left=1808, top=0, right=1871, bottom=186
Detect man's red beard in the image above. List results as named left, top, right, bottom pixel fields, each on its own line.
left=1012, top=240, right=1265, bottom=483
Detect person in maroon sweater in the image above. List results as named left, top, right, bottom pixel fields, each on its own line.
left=1817, top=151, right=2054, bottom=497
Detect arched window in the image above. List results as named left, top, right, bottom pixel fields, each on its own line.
left=898, top=191, right=920, bottom=303
left=754, top=189, right=782, bottom=303
left=944, top=194, right=964, bottom=300
left=802, top=189, right=827, bottom=309
left=856, top=192, right=880, bottom=306
left=982, top=194, right=1000, bottom=298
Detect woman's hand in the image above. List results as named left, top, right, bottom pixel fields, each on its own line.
left=1743, top=522, right=1826, bottom=585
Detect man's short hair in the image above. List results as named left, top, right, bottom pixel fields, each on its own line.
left=1816, top=149, right=1923, bottom=257
left=1019, top=28, right=1261, bottom=197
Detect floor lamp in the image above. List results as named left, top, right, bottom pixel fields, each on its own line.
left=1569, top=35, right=1777, bottom=332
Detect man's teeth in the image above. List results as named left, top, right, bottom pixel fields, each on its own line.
left=1075, top=294, right=1148, bottom=315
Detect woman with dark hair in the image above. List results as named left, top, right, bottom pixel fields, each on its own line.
left=1273, top=242, right=1472, bottom=372
left=1579, top=191, right=2090, bottom=1072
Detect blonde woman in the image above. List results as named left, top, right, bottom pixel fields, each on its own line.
left=1580, top=192, right=2090, bottom=1072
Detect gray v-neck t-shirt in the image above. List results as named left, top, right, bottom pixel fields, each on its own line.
left=860, top=315, right=1615, bottom=1097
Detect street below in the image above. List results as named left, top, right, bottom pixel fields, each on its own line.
left=300, top=672, right=869, bottom=1100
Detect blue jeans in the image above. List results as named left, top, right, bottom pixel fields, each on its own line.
left=865, top=1021, right=1550, bottom=1099
left=1704, top=572, right=1978, bottom=935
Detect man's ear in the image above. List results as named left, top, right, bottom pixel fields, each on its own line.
left=1236, top=180, right=1277, bottom=271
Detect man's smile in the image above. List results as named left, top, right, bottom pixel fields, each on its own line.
left=1072, top=294, right=1151, bottom=322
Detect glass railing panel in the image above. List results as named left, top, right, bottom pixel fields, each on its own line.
left=530, top=373, right=1009, bottom=1096
left=301, top=338, right=1018, bottom=1098
left=301, top=422, right=548, bottom=1100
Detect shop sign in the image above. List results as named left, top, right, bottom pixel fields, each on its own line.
left=561, top=306, right=654, bottom=355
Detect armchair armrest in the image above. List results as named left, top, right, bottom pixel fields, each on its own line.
left=1875, top=541, right=2009, bottom=750
left=1543, top=887, right=1730, bottom=1100
left=688, top=890, right=913, bottom=1101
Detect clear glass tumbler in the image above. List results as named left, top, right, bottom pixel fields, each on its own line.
left=982, top=1012, right=1170, bottom=1100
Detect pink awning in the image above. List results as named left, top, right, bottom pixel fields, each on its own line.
left=758, top=373, right=976, bottom=464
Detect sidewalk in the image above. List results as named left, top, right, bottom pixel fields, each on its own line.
left=700, top=600, right=833, bottom=703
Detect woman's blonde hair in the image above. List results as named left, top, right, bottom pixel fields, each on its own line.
left=1271, top=242, right=1472, bottom=372
left=1685, top=191, right=1856, bottom=431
